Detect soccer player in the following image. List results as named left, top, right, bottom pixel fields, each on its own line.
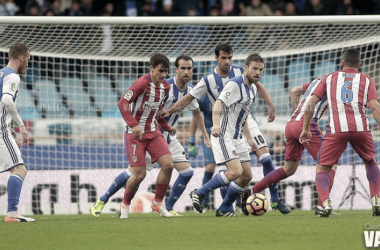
left=91, top=55, right=211, bottom=217
left=161, top=42, right=290, bottom=214
left=241, top=75, right=339, bottom=216
left=117, top=53, right=176, bottom=219
left=300, top=48, right=380, bottom=217
left=1, top=43, right=35, bottom=222
left=198, top=53, right=262, bottom=217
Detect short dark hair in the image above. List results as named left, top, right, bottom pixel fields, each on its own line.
left=215, top=42, right=233, bottom=57
left=245, top=53, right=264, bottom=66
left=9, top=43, right=29, bottom=60
left=175, top=55, right=193, bottom=68
left=343, top=48, right=360, bottom=67
left=150, top=53, right=170, bottom=68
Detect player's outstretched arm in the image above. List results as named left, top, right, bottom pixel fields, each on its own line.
left=368, top=99, right=380, bottom=126
left=167, top=94, right=195, bottom=116
left=290, top=85, right=305, bottom=112
left=256, top=81, right=275, bottom=122
left=192, top=109, right=211, bottom=149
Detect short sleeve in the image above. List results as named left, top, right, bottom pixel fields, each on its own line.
left=2, top=74, right=20, bottom=97
left=190, top=77, right=207, bottom=99
left=187, top=98, right=199, bottom=111
left=218, top=81, right=241, bottom=107
left=367, top=76, right=378, bottom=101
left=312, top=76, right=327, bottom=99
left=303, top=82, right=311, bottom=91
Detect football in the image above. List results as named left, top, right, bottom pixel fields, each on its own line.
left=245, top=193, right=269, bottom=216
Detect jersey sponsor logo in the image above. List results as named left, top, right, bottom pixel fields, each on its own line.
left=10, top=83, right=15, bottom=91
left=143, top=101, right=160, bottom=110
left=224, top=92, right=231, bottom=99
left=214, top=85, right=219, bottom=89
left=124, top=90, right=133, bottom=101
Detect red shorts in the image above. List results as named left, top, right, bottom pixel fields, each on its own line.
left=318, top=131, right=375, bottom=166
left=124, top=130, right=170, bottom=167
left=285, top=121, right=324, bottom=161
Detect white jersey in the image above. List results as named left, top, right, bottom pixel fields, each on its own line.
left=0, top=66, right=20, bottom=137
left=190, top=65, right=244, bottom=105
left=218, top=75, right=257, bottom=139
left=162, top=77, right=199, bottom=142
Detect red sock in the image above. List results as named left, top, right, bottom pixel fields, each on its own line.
left=123, top=188, right=136, bottom=206
left=315, top=171, right=330, bottom=203
left=155, top=183, right=169, bottom=203
left=366, top=162, right=380, bottom=198
left=317, top=169, right=336, bottom=206
left=252, top=168, right=287, bottom=194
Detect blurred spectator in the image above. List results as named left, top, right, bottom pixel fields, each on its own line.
left=63, top=0, right=83, bottom=16
left=115, top=0, right=139, bottom=16
left=42, top=7, right=54, bottom=15
left=171, top=0, right=201, bottom=16
left=208, top=3, right=221, bottom=16
left=50, top=0, right=63, bottom=15
left=25, top=0, right=49, bottom=15
left=0, top=0, right=20, bottom=16
left=284, top=2, right=298, bottom=15
left=215, top=0, right=245, bottom=16
left=147, top=0, right=173, bottom=16
left=303, top=0, right=328, bottom=15
left=293, top=0, right=307, bottom=14
left=267, top=0, right=285, bottom=13
left=81, top=0, right=96, bottom=15
left=336, top=0, right=360, bottom=15
left=269, top=135, right=286, bottom=166
left=26, top=1, right=41, bottom=15
left=245, top=0, right=273, bottom=16
left=272, top=7, right=283, bottom=16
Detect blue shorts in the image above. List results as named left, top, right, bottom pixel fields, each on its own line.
left=202, top=135, right=215, bottom=165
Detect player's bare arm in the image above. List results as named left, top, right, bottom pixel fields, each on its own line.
left=192, top=109, right=211, bottom=148
left=164, top=94, right=195, bottom=117
left=368, top=99, right=380, bottom=126
left=256, top=81, right=275, bottom=122
left=300, top=95, right=321, bottom=144
left=211, top=100, right=223, bottom=137
left=243, top=120, right=258, bottom=152
left=290, top=85, right=305, bottom=112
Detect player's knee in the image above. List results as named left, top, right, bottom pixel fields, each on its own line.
left=229, top=168, right=243, bottom=180
left=11, top=164, right=27, bottom=178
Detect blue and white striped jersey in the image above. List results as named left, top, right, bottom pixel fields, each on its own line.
left=162, top=77, right=199, bottom=142
left=0, top=66, right=20, bottom=136
left=190, top=65, right=244, bottom=105
left=218, top=75, right=257, bottom=140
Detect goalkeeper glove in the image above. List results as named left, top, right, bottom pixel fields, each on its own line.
left=187, top=136, right=198, bottom=157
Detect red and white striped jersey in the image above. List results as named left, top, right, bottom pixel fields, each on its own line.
left=118, top=73, right=170, bottom=134
left=313, top=69, right=378, bottom=134
left=290, top=77, right=328, bottom=125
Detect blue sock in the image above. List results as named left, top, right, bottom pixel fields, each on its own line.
left=202, top=171, right=213, bottom=207
left=7, top=174, right=24, bottom=212
left=197, top=172, right=230, bottom=196
left=219, top=181, right=244, bottom=212
left=166, top=168, right=194, bottom=211
left=260, top=153, right=280, bottom=202
left=100, top=169, right=132, bottom=203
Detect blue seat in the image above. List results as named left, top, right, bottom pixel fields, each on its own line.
left=287, top=59, right=311, bottom=89
left=260, top=72, right=284, bottom=90
left=266, top=89, right=291, bottom=116
left=116, top=75, right=137, bottom=96
left=16, top=90, right=41, bottom=120
left=60, top=77, right=95, bottom=117
left=314, top=61, right=337, bottom=78
left=89, top=75, right=112, bottom=95
left=34, top=79, right=66, bottom=118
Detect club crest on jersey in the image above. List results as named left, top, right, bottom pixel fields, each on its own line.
left=124, top=90, right=133, bottom=101
left=10, top=83, right=15, bottom=91
left=133, top=156, right=137, bottom=162
left=224, top=92, right=231, bottom=99
left=214, top=85, right=219, bottom=89
left=232, top=150, right=237, bottom=156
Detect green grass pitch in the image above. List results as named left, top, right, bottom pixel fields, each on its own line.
left=1, top=210, right=375, bottom=250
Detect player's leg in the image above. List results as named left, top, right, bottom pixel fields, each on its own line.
left=119, top=133, right=149, bottom=219
left=201, top=141, right=216, bottom=210
left=148, top=134, right=174, bottom=217
left=165, top=140, right=194, bottom=216
left=315, top=134, right=347, bottom=217
left=1, top=136, right=35, bottom=222
left=350, top=131, right=380, bottom=216
left=190, top=136, right=238, bottom=213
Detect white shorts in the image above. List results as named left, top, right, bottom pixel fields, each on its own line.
left=0, top=135, right=24, bottom=172
left=244, top=115, right=268, bottom=150
left=145, top=139, right=188, bottom=171
left=211, top=134, right=251, bottom=165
